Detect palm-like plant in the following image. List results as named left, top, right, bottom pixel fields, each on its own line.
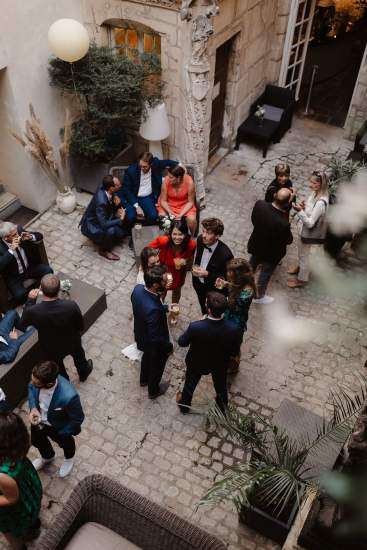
left=199, top=380, right=367, bottom=520
left=326, top=155, right=366, bottom=202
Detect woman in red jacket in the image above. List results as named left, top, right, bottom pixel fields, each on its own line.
left=149, top=218, right=196, bottom=305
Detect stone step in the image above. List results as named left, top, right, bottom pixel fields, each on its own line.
left=0, top=190, right=22, bottom=221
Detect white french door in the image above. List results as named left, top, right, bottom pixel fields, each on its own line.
left=278, top=0, right=317, bottom=100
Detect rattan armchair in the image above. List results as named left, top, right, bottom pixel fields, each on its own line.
left=37, top=475, right=226, bottom=550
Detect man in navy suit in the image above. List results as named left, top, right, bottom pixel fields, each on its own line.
left=0, top=309, right=35, bottom=364
left=0, top=221, right=53, bottom=304
left=121, top=151, right=177, bottom=225
left=80, top=174, right=132, bottom=261
left=177, top=292, right=240, bottom=413
left=29, top=361, right=84, bottom=478
left=131, top=265, right=175, bottom=399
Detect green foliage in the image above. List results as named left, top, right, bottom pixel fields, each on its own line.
left=199, top=380, right=367, bottom=519
left=326, top=155, right=366, bottom=202
left=49, top=44, right=162, bottom=162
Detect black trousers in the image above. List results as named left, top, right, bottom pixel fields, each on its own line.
left=8, top=263, right=53, bottom=305
left=192, top=277, right=209, bottom=314
left=31, top=424, right=75, bottom=459
left=179, top=365, right=228, bottom=412
left=46, top=343, right=89, bottom=381
left=140, top=348, right=169, bottom=397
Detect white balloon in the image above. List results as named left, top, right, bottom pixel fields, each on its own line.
left=48, top=19, right=89, bottom=63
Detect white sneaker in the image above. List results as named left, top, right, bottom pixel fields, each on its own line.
left=253, top=295, right=274, bottom=304
left=59, top=458, right=74, bottom=478
left=32, top=457, right=54, bottom=471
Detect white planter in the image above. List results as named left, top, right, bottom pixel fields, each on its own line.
left=56, top=187, right=77, bottom=214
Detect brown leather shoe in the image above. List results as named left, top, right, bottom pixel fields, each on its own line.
left=287, top=265, right=299, bottom=275
left=98, top=250, right=120, bottom=261
left=287, top=278, right=306, bottom=288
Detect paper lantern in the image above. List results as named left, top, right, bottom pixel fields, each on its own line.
left=48, top=19, right=89, bottom=63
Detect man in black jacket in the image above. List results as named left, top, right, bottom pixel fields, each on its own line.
left=131, top=265, right=175, bottom=399
left=247, top=188, right=293, bottom=304
left=176, top=292, right=240, bottom=413
left=192, top=217, right=233, bottom=314
left=0, top=222, right=53, bottom=304
left=20, top=274, right=93, bottom=381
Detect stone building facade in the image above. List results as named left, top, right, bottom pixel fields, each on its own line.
left=0, top=0, right=365, bottom=213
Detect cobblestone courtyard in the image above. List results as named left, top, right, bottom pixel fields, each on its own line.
left=6, top=117, right=367, bottom=550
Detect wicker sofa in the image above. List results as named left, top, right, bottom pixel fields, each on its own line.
left=37, top=475, right=226, bottom=550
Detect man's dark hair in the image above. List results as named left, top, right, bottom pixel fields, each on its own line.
left=41, top=274, right=60, bottom=297
left=206, top=291, right=227, bottom=318
left=139, top=151, right=154, bottom=165
left=102, top=175, right=116, bottom=191
left=0, top=412, right=30, bottom=463
left=32, top=361, right=59, bottom=385
left=144, top=265, right=167, bottom=289
left=201, top=217, right=224, bottom=236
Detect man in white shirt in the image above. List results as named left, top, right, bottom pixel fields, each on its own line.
left=0, top=221, right=52, bottom=304
left=122, top=152, right=178, bottom=225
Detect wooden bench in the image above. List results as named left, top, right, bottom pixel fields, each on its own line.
left=0, top=273, right=107, bottom=407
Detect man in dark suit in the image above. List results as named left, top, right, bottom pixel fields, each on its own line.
left=247, top=188, right=293, bottom=304
left=121, top=151, right=177, bottom=225
left=80, top=174, right=132, bottom=261
left=20, top=274, right=93, bottom=382
left=131, top=265, right=174, bottom=399
left=29, top=361, right=84, bottom=478
left=192, top=217, right=234, bottom=314
left=0, top=221, right=53, bottom=304
left=0, top=309, right=35, bottom=364
left=176, top=292, right=240, bottom=414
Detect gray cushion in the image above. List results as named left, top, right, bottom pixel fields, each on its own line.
left=262, top=104, right=284, bottom=122
left=64, top=522, right=141, bottom=550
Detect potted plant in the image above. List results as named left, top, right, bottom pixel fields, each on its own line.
left=11, top=104, right=76, bottom=214
left=326, top=155, right=365, bottom=203
left=48, top=44, right=162, bottom=192
left=199, top=381, right=367, bottom=545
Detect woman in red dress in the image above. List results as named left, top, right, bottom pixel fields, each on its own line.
left=149, top=218, right=196, bottom=305
left=158, top=165, right=197, bottom=235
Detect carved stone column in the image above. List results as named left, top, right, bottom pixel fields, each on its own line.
left=181, top=1, right=219, bottom=204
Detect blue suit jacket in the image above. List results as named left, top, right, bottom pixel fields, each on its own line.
left=28, top=375, right=84, bottom=436
left=122, top=158, right=177, bottom=205
left=131, top=284, right=172, bottom=354
left=178, top=318, right=240, bottom=375
left=80, top=187, right=126, bottom=239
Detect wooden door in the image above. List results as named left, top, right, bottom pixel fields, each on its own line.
left=209, top=40, right=232, bottom=158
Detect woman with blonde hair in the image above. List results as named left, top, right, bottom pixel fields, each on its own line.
left=288, top=170, right=329, bottom=288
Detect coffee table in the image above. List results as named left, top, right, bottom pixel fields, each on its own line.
left=0, top=274, right=107, bottom=406
left=235, top=115, right=279, bottom=158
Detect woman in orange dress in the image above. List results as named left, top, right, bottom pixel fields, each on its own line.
left=149, top=218, right=196, bottom=305
left=158, top=165, right=197, bottom=235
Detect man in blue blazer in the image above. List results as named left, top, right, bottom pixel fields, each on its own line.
left=29, top=361, right=84, bottom=478
left=121, top=151, right=177, bottom=225
left=80, top=174, right=132, bottom=261
left=177, top=292, right=240, bottom=414
left=131, top=265, right=174, bottom=399
left=0, top=309, right=35, bottom=364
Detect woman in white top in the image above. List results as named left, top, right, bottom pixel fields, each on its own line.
left=287, top=171, right=329, bottom=288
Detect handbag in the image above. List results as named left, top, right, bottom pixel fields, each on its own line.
left=300, top=199, right=328, bottom=244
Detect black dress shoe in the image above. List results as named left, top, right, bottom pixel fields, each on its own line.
left=149, top=382, right=169, bottom=399
left=79, top=359, right=93, bottom=382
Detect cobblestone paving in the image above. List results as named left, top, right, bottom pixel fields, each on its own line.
left=4, top=117, right=367, bottom=550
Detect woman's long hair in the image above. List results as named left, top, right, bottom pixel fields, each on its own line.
left=168, top=218, right=190, bottom=251
left=226, top=258, right=256, bottom=308
left=140, top=246, right=159, bottom=273
left=312, top=170, right=329, bottom=199
left=0, top=412, right=30, bottom=463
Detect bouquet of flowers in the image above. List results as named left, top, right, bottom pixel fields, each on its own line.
left=60, top=279, right=72, bottom=295
left=158, top=213, right=176, bottom=234
left=254, top=104, right=266, bottom=124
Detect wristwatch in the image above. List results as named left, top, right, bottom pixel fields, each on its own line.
left=133, top=203, right=139, bottom=209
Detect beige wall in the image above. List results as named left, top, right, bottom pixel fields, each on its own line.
left=0, top=0, right=83, bottom=212
left=345, top=46, right=367, bottom=139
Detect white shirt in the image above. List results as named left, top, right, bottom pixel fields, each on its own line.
left=39, top=380, right=58, bottom=425
left=0, top=336, right=8, bottom=346
left=2, top=237, right=34, bottom=275
left=199, top=239, right=219, bottom=282
left=138, top=169, right=153, bottom=198
left=297, top=193, right=328, bottom=230
left=105, top=190, right=113, bottom=203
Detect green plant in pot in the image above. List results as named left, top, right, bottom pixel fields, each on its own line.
left=48, top=44, right=162, bottom=191
left=326, top=155, right=366, bottom=203
left=199, top=381, right=367, bottom=545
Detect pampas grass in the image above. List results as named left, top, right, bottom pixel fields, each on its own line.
left=11, top=104, right=72, bottom=193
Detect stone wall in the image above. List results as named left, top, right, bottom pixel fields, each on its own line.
left=344, top=47, right=367, bottom=139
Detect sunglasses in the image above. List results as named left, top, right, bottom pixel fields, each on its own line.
left=312, top=171, right=323, bottom=181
